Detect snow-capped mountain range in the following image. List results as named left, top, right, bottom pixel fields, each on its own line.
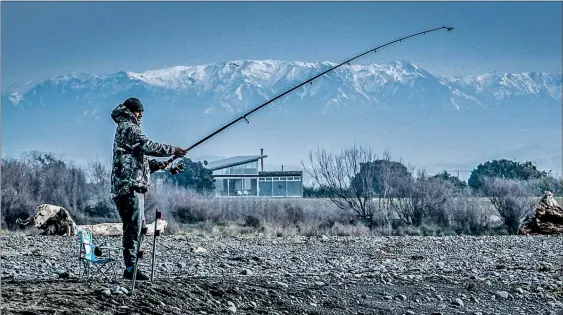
left=5, top=60, right=562, bottom=112
left=2, top=60, right=562, bottom=179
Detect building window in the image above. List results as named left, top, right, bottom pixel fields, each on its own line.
left=214, top=178, right=228, bottom=196
left=245, top=178, right=258, bottom=196
left=273, top=180, right=286, bottom=196
left=287, top=180, right=302, bottom=196
left=259, top=180, right=273, bottom=196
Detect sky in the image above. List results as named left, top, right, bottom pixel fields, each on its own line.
left=2, top=1, right=562, bottom=89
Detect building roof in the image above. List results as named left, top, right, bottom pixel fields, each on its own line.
left=259, top=171, right=302, bottom=177
left=205, top=155, right=267, bottom=171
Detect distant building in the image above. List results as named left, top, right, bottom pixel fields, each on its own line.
left=205, top=149, right=303, bottom=197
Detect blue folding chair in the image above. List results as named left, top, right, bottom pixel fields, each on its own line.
left=76, top=229, right=122, bottom=283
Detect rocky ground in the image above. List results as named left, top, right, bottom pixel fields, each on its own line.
left=1, top=234, right=563, bottom=315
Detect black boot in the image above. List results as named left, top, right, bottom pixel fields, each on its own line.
left=123, top=266, right=149, bottom=281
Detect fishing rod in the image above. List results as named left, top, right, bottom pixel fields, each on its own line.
left=165, top=25, right=454, bottom=167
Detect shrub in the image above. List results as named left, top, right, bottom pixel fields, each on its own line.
left=83, top=200, right=117, bottom=219
left=448, top=192, right=492, bottom=235
left=482, top=178, right=536, bottom=234
left=245, top=215, right=262, bottom=228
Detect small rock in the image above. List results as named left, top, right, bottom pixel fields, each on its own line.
left=384, top=295, right=393, bottom=300
left=406, top=311, right=415, bottom=315
left=190, top=246, right=207, bottom=254
left=227, top=301, right=236, bottom=313
left=240, top=269, right=252, bottom=275
left=275, top=281, right=289, bottom=288
left=539, top=263, right=553, bottom=272
left=58, top=271, right=70, bottom=279
left=453, top=298, right=464, bottom=307
left=120, top=287, right=129, bottom=294
left=101, top=288, right=111, bottom=296
left=321, top=235, right=329, bottom=241
left=515, top=288, right=524, bottom=294
left=110, top=285, right=123, bottom=294
left=314, top=281, right=325, bottom=286
left=495, top=291, right=509, bottom=299
left=397, top=294, right=407, bottom=301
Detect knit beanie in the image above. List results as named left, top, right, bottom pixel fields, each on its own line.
left=123, top=97, right=144, bottom=112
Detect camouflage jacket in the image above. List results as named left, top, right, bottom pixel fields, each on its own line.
left=110, top=103, right=176, bottom=198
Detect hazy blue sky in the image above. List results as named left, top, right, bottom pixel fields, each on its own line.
left=2, top=1, right=562, bottom=88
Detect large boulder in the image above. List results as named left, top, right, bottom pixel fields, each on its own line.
left=16, top=204, right=77, bottom=236
left=519, top=191, right=563, bottom=235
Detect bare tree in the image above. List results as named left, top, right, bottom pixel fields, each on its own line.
left=483, top=177, right=535, bottom=234
left=370, top=151, right=415, bottom=223
left=1, top=158, right=39, bottom=228
left=448, top=188, right=491, bottom=234
left=302, top=144, right=377, bottom=219
left=377, top=150, right=393, bottom=214
left=88, top=160, right=110, bottom=187
left=87, top=160, right=111, bottom=201
left=391, top=170, right=455, bottom=226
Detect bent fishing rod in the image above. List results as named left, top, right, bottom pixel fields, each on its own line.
left=165, top=25, right=454, bottom=166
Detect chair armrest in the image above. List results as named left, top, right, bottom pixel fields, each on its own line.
left=98, top=246, right=124, bottom=250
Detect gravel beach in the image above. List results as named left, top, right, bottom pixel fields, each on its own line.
left=2, top=234, right=562, bottom=315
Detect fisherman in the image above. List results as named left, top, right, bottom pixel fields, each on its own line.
left=110, top=97, right=187, bottom=280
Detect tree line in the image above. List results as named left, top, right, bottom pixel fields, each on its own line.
left=304, top=152, right=562, bottom=198
left=2, top=148, right=561, bottom=235
left=301, top=145, right=562, bottom=234
left=0, top=152, right=214, bottom=229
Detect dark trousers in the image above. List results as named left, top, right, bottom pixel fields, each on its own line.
left=114, top=191, right=145, bottom=268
